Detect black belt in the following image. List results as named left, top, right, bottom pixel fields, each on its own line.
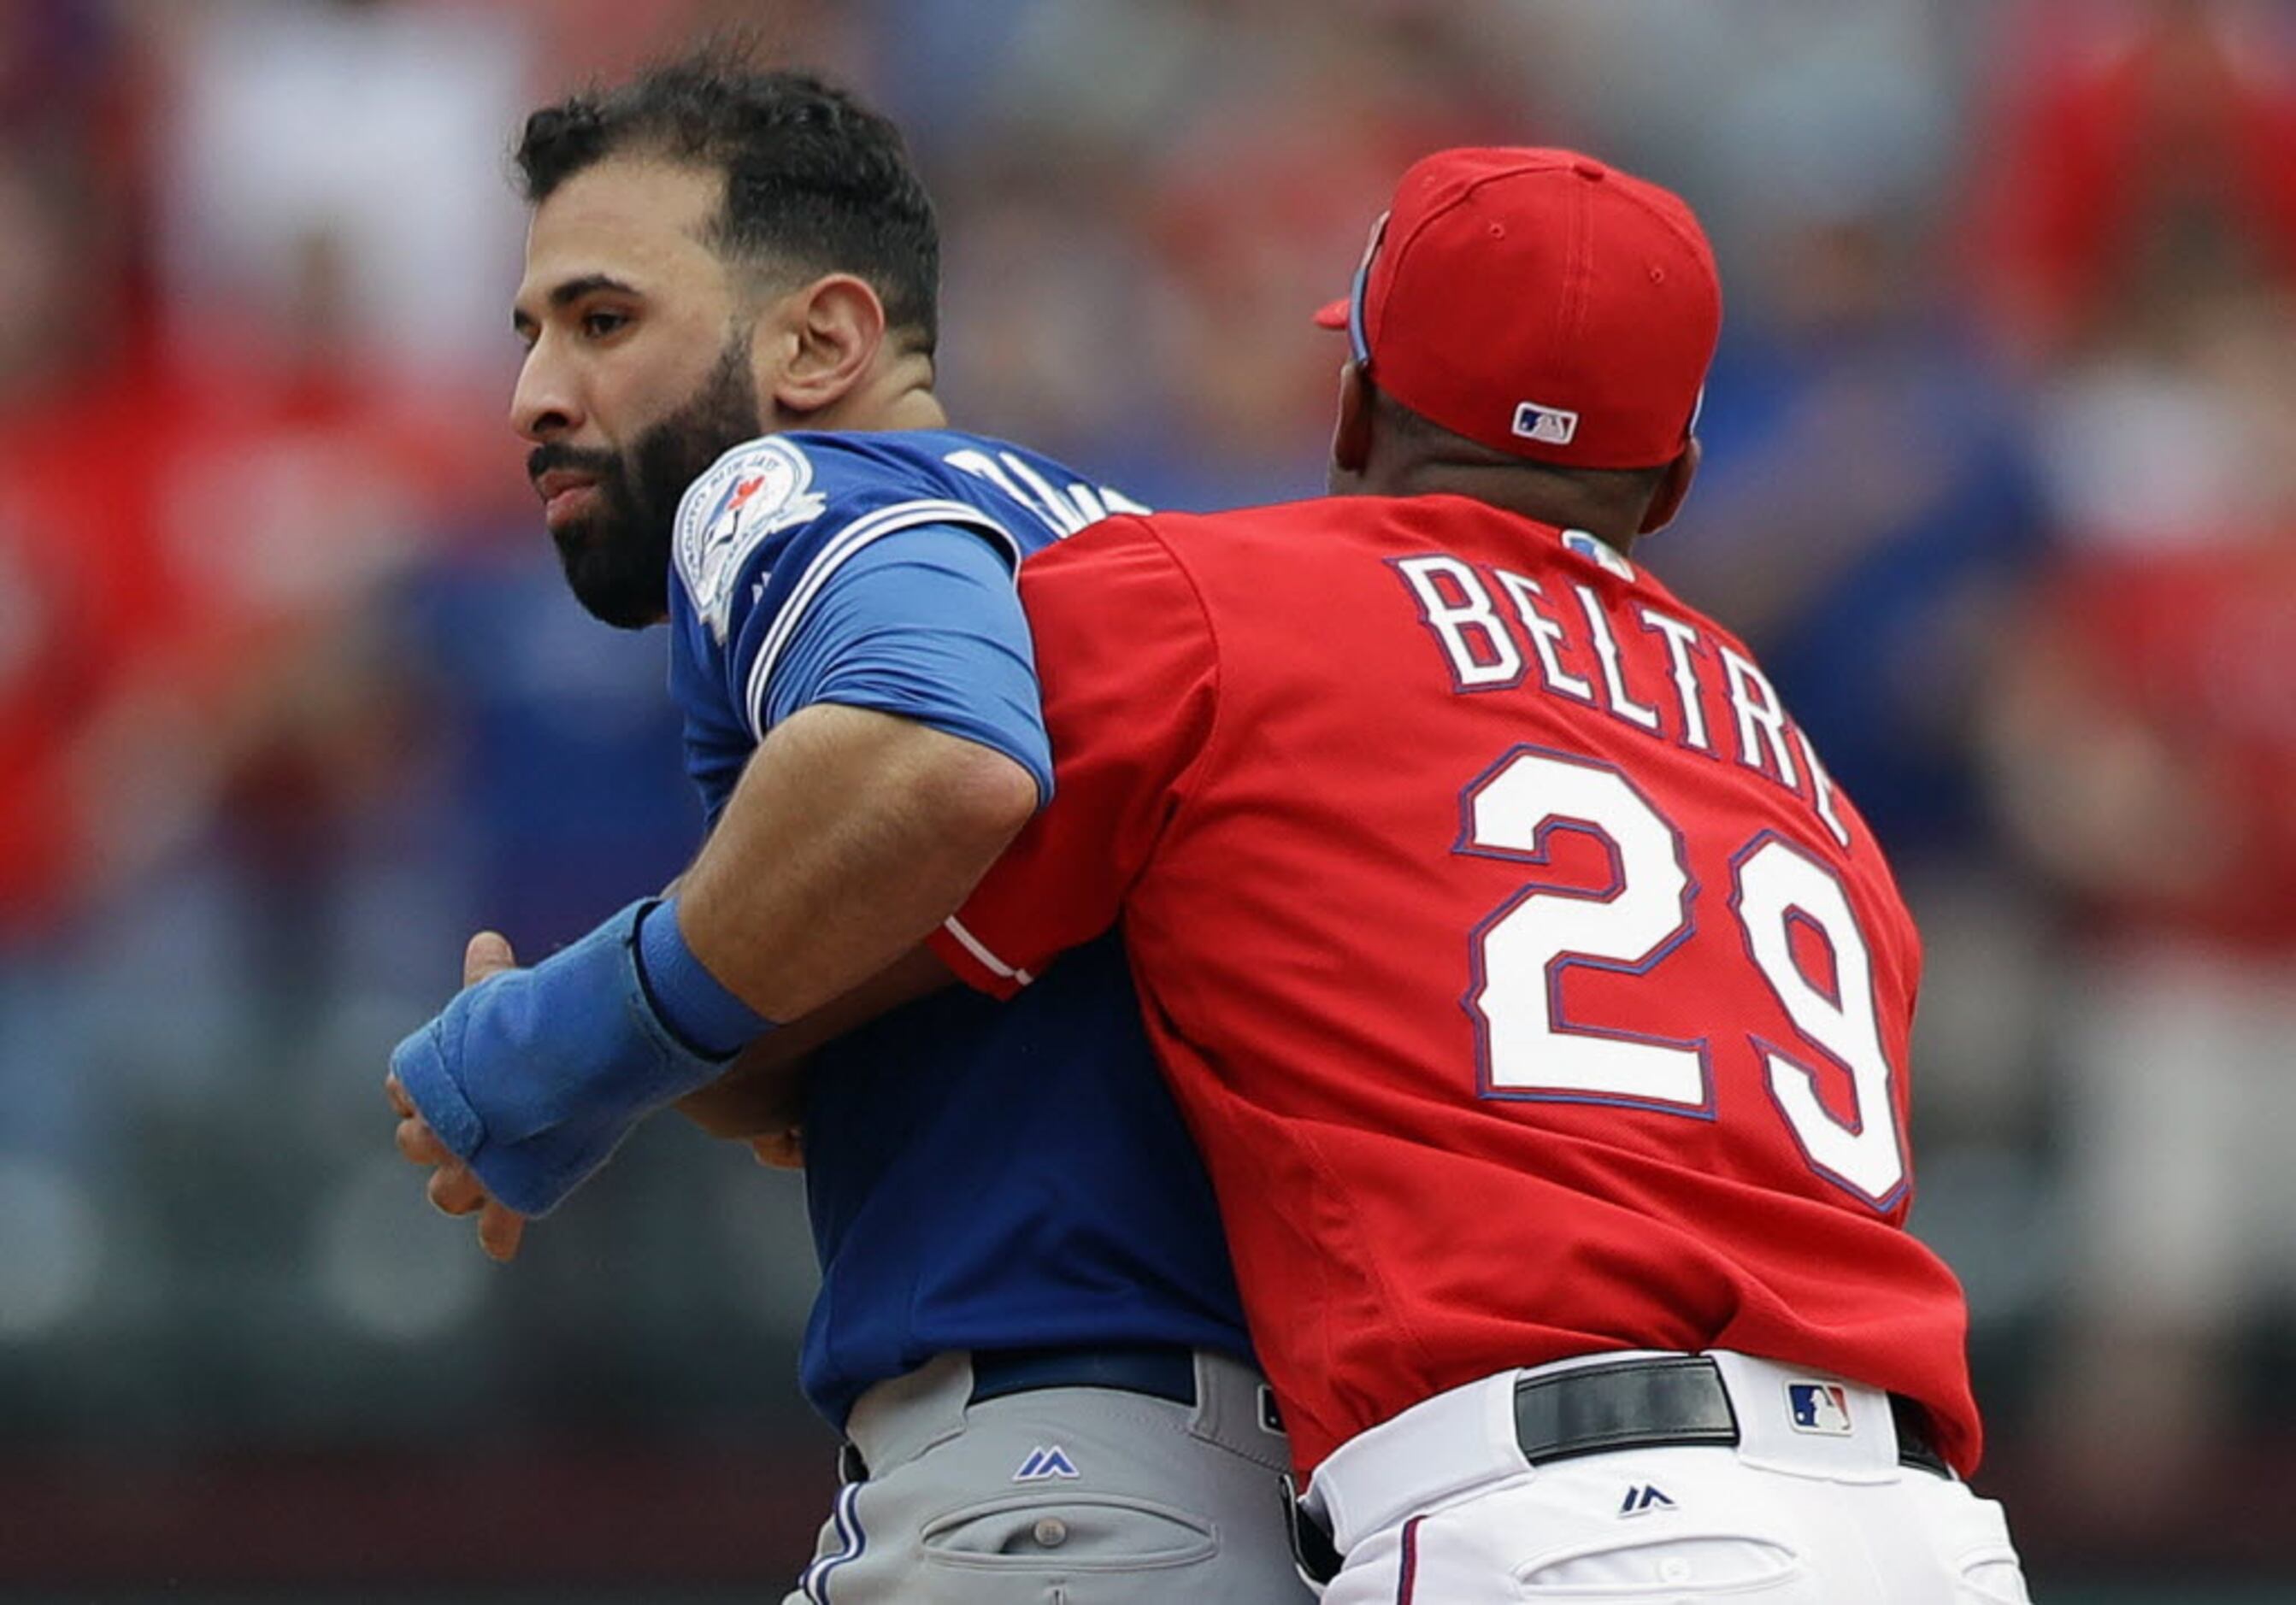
left=968, top=1343, right=1198, bottom=1408
left=1512, top=1355, right=1951, bottom=1477
left=1285, top=1355, right=1949, bottom=1588
left=843, top=1345, right=1202, bottom=1484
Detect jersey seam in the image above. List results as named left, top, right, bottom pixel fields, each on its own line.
left=1292, top=1120, right=1449, bottom=1424
left=744, top=500, right=1023, bottom=742
left=1133, top=519, right=1231, bottom=808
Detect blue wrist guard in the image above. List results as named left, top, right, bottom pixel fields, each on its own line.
left=389, top=899, right=737, bottom=1216
left=636, top=897, right=773, bottom=1057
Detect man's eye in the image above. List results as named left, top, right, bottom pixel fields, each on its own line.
left=581, top=310, right=629, bottom=338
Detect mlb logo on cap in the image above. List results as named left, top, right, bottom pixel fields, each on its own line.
left=1787, top=1382, right=1854, bottom=1437
left=1512, top=402, right=1580, bottom=448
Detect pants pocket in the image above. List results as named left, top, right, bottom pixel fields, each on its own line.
left=1517, top=1532, right=1811, bottom=1597
left=1914, top=1480, right=2031, bottom=1605
left=1958, top=1555, right=2032, bottom=1605
left=1949, top=1502, right=2029, bottom=1605
left=922, top=1491, right=1219, bottom=1573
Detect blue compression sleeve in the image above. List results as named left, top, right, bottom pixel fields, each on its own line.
left=757, top=523, right=1052, bottom=804
left=636, top=897, right=773, bottom=1057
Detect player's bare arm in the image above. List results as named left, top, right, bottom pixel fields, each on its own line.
left=654, top=708, right=1024, bottom=1165
left=674, top=703, right=1033, bottom=1023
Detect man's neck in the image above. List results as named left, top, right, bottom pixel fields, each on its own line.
left=801, top=352, right=947, bottom=433
left=1375, top=462, right=1640, bottom=556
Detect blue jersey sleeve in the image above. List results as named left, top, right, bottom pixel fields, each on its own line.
left=668, top=436, right=1027, bottom=820
left=668, top=429, right=1161, bottom=822
left=762, top=523, right=1051, bottom=802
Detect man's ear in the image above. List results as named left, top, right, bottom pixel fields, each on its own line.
left=1639, top=438, right=1701, bottom=536
left=1331, top=362, right=1375, bottom=479
left=762, top=274, right=886, bottom=416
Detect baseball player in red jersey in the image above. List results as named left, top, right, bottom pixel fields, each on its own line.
left=904, top=150, right=2033, bottom=1602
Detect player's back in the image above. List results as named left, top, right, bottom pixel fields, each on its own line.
left=1082, top=492, right=1977, bottom=1473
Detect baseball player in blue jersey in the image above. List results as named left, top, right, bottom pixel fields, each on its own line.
left=385, top=61, right=1307, bottom=1602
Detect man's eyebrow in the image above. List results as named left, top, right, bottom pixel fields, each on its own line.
left=546, top=273, right=641, bottom=308
left=513, top=273, right=644, bottom=336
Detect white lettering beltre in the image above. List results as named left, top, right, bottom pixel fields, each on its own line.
left=1392, top=539, right=1852, bottom=848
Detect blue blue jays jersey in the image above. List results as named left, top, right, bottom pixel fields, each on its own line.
left=667, top=429, right=1251, bottom=1425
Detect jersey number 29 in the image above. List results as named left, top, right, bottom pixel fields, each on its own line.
left=1460, top=746, right=1905, bottom=1208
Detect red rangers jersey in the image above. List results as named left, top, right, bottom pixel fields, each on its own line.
left=927, top=494, right=1980, bottom=1475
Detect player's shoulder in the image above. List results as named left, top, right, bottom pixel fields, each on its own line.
left=1111, top=493, right=1734, bottom=650
left=1039, top=498, right=1356, bottom=623
left=1100, top=492, right=1579, bottom=581
left=1092, top=496, right=1323, bottom=561
left=672, top=430, right=1020, bottom=646
left=771, top=426, right=1014, bottom=486
left=761, top=426, right=1113, bottom=512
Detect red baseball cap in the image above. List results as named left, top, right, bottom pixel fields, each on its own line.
left=1316, top=147, right=1721, bottom=469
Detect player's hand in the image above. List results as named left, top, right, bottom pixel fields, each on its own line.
left=385, top=932, right=530, bottom=1263
left=391, top=900, right=736, bottom=1218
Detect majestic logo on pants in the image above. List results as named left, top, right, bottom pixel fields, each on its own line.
left=1787, top=1382, right=1853, bottom=1435
left=1014, top=1445, right=1081, bottom=1482
left=1619, top=1484, right=1676, bottom=1517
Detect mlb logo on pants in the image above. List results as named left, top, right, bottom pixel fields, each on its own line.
left=1787, top=1382, right=1853, bottom=1436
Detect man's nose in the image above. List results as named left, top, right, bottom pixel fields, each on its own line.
left=511, top=343, right=583, bottom=444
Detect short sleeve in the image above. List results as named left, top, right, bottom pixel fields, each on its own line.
left=927, top=517, right=1219, bottom=997
left=668, top=434, right=1021, bottom=739
left=763, top=523, right=1051, bottom=802
left=666, top=433, right=1026, bottom=821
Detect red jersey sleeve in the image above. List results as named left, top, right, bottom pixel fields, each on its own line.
left=927, top=516, right=1218, bottom=997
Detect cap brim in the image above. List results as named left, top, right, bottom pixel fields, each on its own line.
left=1312, top=298, right=1349, bottom=330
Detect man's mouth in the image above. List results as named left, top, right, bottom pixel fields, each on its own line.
left=534, top=468, right=602, bottom=530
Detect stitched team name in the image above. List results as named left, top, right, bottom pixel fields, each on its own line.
left=1392, top=552, right=1850, bottom=850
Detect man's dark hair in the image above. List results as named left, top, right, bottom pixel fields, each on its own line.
left=515, top=56, right=939, bottom=350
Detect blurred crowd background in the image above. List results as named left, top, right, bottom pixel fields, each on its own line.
left=3, top=0, right=2293, bottom=1597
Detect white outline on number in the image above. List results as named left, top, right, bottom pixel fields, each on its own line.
left=1458, top=746, right=1711, bottom=1114
left=1459, top=751, right=1905, bottom=1211
left=1730, top=832, right=1908, bottom=1207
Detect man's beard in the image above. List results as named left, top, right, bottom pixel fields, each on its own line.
left=533, top=343, right=765, bottom=628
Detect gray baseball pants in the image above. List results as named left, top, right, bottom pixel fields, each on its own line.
left=783, top=1349, right=1315, bottom=1603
